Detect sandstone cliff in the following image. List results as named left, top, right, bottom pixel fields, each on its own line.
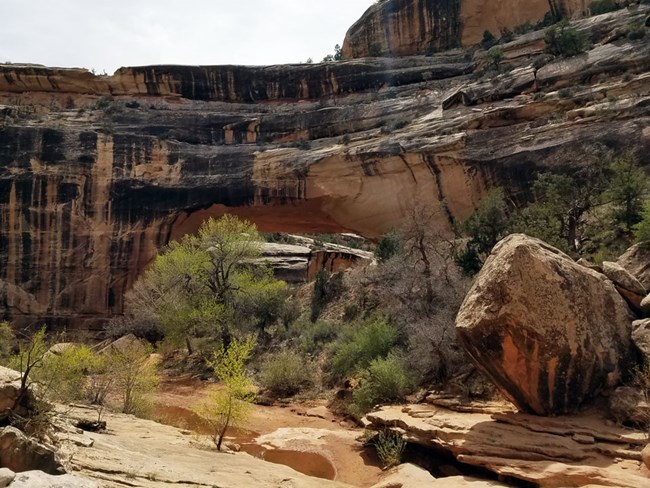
left=0, top=7, right=648, bottom=329
left=343, top=0, right=591, bottom=58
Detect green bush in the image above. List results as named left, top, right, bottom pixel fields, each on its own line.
left=500, top=27, right=514, bottom=43
left=260, top=351, right=314, bottom=397
left=589, top=0, right=619, bottom=15
left=545, top=22, right=589, bottom=57
left=330, top=317, right=399, bottom=379
left=481, top=30, right=497, bottom=49
left=373, top=430, right=407, bottom=468
left=483, top=47, right=504, bottom=72
left=375, top=231, right=401, bottom=262
left=294, top=319, right=339, bottom=354
left=514, top=21, right=534, bottom=35
left=634, top=202, right=650, bottom=242
left=350, top=355, right=413, bottom=414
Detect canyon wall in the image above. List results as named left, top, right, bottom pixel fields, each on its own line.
left=0, top=7, right=649, bottom=330
left=343, top=0, right=590, bottom=58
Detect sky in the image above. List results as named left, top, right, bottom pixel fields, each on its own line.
left=0, top=0, right=374, bottom=73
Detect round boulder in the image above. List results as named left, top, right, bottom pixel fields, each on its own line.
left=456, top=234, right=633, bottom=415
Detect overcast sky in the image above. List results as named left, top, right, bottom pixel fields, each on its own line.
left=0, top=0, right=373, bottom=73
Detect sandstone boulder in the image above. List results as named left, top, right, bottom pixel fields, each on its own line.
left=0, top=427, right=63, bottom=475
left=609, top=386, right=650, bottom=426
left=456, top=234, right=633, bottom=415
left=618, top=242, right=650, bottom=290
left=632, top=319, right=650, bottom=362
left=0, top=367, right=21, bottom=413
left=8, top=471, right=98, bottom=488
left=0, top=468, right=15, bottom=488
left=602, top=261, right=647, bottom=311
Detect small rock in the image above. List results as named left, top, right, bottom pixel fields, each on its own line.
left=0, top=468, right=15, bottom=488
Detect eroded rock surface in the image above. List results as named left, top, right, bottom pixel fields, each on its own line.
left=66, top=406, right=352, bottom=488
left=366, top=403, right=649, bottom=487
left=0, top=7, right=648, bottom=329
left=0, top=427, right=63, bottom=475
left=618, top=242, right=650, bottom=291
left=343, top=0, right=591, bottom=58
left=456, top=234, right=633, bottom=415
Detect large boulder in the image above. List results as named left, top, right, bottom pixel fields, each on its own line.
left=602, top=261, right=646, bottom=312
left=0, top=427, right=63, bottom=475
left=617, top=242, right=650, bottom=290
left=0, top=367, right=21, bottom=413
left=632, top=319, right=650, bottom=362
left=456, top=234, right=633, bottom=415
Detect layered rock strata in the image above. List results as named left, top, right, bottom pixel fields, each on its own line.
left=366, top=402, right=649, bottom=487
left=0, top=7, right=648, bottom=329
left=343, top=0, right=592, bottom=58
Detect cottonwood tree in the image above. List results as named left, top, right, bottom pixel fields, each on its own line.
left=194, top=336, right=255, bottom=450
left=123, top=215, right=287, bottom=354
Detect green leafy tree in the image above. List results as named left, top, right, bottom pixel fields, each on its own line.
left=194, top=336, right=256, bottom=450
left=106, top=341, right=160, bottom=415
left=125, top=215, right=286, bottom=353
left=634, top=202, right=650, bottom=242
left=455, top=188, right=510, bottom=274
left=483, top=47, right=504, bottom=72
left=375, top=230, right=401, bottom=262
left=604, top=153, right=648, bottom=231
left=545, top=21, right=588, bottom=57
left=351, top=354, right=413, bottom=415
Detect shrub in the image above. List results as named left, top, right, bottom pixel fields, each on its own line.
left=481, top=30, right=497, bottom=49
left=373, top=430, right=407, bottom=468
left=483, top=47, right=504, bottom=72
left=500, top=27, right=514, bottom=43
left=375, top=230, right=401, bottom=262
left=545, top=22, right=589, bottom=57
left=36, top=344, right=96, bottom=404
left=260, top=351, right=314, bottom=397
left=633, top=202, right=650, bottom=242
left=310, top=270, right=344, bottom=322
left=589, top=0, right=619, bottom=15
left=350, top=355, right=413, bottom=414
left=330, top=317, right=399, bottom=379
left=107, top=341, right=160, bottom=415
left=627, top=28, right=646, bottom=41
left=514, top=21, right=534, bottom=35
left=558, top=88, right=572, bottom=98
